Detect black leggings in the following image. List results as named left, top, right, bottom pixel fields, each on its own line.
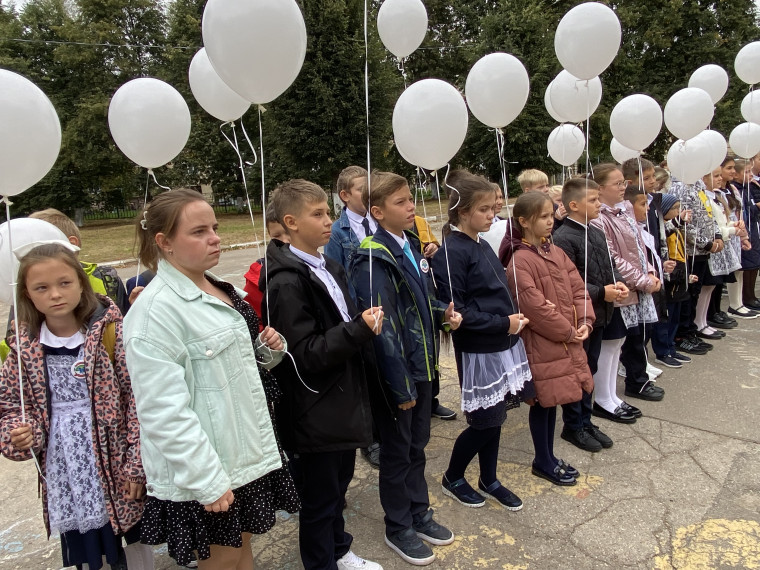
left=528, top=403, right=558, bottom=472
left=445, top=425, right=501, bottom=486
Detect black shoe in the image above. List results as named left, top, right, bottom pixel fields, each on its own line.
left=687, top=334, right=714, bottom=351
left=624, top=382, right=665, bottom=401
left=697, top=327, right=724, bottom=340
left=561, top=427, right=603, bottom=452
left=744, top=298, right=760, bottom=310
left=556, top=458, right=579, bottom=478
left=619, top=401, right=642, bottom=418
left=441, top=474, right=486, bottom=507
left=413, top=509, right=455, bottom=545
left=672, top=352, right=692, bottom=363
left=361, top=442, right=381, bottom=469
left=707, top=312, right=737, bottom=329
left=586, top=424, right=613, bottom=448
left=592, top=402, right=637, bottom=423
left=432, top=403, right=457, bottom=420
left=477, top=479, right=523, bottom=511
left=654, top=355, right=683, bottom=369
left=728, top=306, right=760, bottom=319
left=531, top=462, right=577, bottom=486
left=718, top=311, right=738, bottom=325
left=675, top=337, right=708, bottom=355
left=385, top=528, right=435, bottom=566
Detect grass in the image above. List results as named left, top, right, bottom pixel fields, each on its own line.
left=78, top=199, right=455, bottom=264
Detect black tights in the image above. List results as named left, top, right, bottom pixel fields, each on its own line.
left=529, top=403, right=558, bottom=472
left=445, top=425, right=501, bottom=486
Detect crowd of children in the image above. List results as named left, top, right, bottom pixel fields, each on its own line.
left=1, top=152, right=759, bottom=570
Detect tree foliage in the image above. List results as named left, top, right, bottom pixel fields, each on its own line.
left=0, top=0, right=758, bottom=215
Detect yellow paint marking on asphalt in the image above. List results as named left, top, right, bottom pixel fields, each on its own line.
left=653, top=518, right=760, bottom=569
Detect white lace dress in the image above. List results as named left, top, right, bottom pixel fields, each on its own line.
left=41, top=323, right=110, bottom=536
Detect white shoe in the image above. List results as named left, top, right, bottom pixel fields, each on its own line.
left=337, top=550, right=384, bottom=570
left=617, top=364, right=626, bottom=377
left=646, top=363, right=663, bottom=378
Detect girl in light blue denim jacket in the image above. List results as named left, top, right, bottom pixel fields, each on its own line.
left=124, top=190, right=299, bottom=569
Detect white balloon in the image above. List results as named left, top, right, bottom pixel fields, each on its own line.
left=0, top=219, right=68, bottom=304
left=554, top=2, right=621, bottom=80
left=544, top=82, right=566, bottom=123
left=729, top=122, right=760, bottom=159
left=688, top=64, right=729, bottom=104
left=609, top=94, right=662, bottom=151
left=740, top=91, right=760, bottom=123
left=547, top=124, right=585, bottom=167
left=735, top=41, right=760, bottom=85
left=108, top=78, right=191, bottom=169
left=664, top=87, right=714, bottom=141
left=392, top=79, right=468, bottom=171
left=693, top=129, right=727, bottom=171
left=202, top=0, right=307, bottom=104
left=549, top=71, right=602, bottom=123
left=189, top=48, right=250, bottom=122
left=377, top=0, right=428, bottom=59
left=0, top=70, right=61, bottom=197
left=667, top=138, right=713, bottom=185
left=465, top=53, right=530, bottom=128
left=480, top=219, right=509, bottom=256
left=610, top=138, right=640, bottom=164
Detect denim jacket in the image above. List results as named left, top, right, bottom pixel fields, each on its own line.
left=124, top=260, right=284, bottom=504
left=324, top=207, right=361, bottom=298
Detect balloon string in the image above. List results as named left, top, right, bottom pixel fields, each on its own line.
left=583, top=89, right=591, bottom=324
left=495, top=128, right=520, bottom=314
left=221, top=121, right=262, bottom=260
left=257, top=106, right=271, bottom=325
left=134, top=171, right=151, bottom=284
left=147, top=168, right=171, bottom=192
left=256, top=337, right=319, bottom=394
left=398, top=58, right=409, bottom=89
left=239, top=119, right=259, bottom=167
left=363, top=0, right=375, bottom=315
left=438, top=167, right=457, bottom=310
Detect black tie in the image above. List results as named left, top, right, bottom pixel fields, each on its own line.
left=361, top=218, right=373, bottom=237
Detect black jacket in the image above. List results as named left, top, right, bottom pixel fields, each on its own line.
left=553, top=218, right=623, bottom=328
left=262, top=240, right=378, bottom=453
left=431, top=231, right=519, bottom=353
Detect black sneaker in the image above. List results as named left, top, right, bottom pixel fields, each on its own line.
left=441, top=474, right=485, bottom=507
left=413, top=509, right=455, bottom=545
left=385, top=528, right=435, bottom=566
left=432, top=403, right=457, bottom=420
left=624, top=382, right=665, bottom=401
left=561, top=427, right=603, bottom=452
left=586, top=424, right=613, bottom=448
left=675, top=337, right=708, bottom=355
left=672, top=352, right=692, bottom=363
left=360, top=442, right=381, bottom=469
left=478, top=479, right=523, bottom=511
left=689, top=335, right=714, bottom=351
left=654, top=355, right=683, bottom=369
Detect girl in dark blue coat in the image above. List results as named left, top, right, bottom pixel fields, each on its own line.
left=431, top=170, right=533, bottom=511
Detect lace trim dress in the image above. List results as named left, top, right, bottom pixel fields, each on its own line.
left=140, top=277, right=300, bottom=567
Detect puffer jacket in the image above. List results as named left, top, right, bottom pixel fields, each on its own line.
left=591, top=201, right=657, bottom=303
left=0, top=296, right=144, bottom=537
left=500, top=226, right=595, bottom=407
left=669, top=179, right=721, bottom=256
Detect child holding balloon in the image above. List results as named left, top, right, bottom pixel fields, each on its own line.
left=0, top=242, right=152, bottom=570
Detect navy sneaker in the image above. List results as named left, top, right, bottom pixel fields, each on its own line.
left=441, top=474, right=485, bottom=507
left=478, top=479, right=523, bottom=511
left=413, top=509, right=455, bottom=545
left=385, top=527, right=435, bottom=566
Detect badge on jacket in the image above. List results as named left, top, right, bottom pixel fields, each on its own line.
left=420, top=259, right=429, bottom=273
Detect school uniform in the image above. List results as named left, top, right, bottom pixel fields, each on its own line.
left=264, top=240, right=380, bottom=569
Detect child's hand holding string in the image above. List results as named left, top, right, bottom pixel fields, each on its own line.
left=423, top=243, right=438, bottom=258
left=361, top=307, right=384, bottom=334
left=10, top=423, right=33, bottom=451
left=508, top=313, right=528, bottom=334
left=573, top=324, right=590, bottom=343
left=444, top=302, right=462, bottom=330
left=615, top=282, right=630, bottom=300
left=260, top=326, right=284, bottom=351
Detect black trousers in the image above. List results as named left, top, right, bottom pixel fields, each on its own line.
left=298, top=450, right=356, bottom=570
left=376, top=380, right=432, bottom=534
left=679, top=256, right=708, bottom=336
left=561, top=325, right=603, bottom=431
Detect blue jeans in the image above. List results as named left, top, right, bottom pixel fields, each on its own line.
left=651, top=302, right=682, bottom=358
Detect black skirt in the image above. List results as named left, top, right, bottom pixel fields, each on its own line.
left=140, top=469, right=299, bottom=566
left=60, top=522, right=141, bottom=570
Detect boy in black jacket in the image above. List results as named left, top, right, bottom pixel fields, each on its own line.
left=264, top=180, right=384, bottom=570
left=553, top=178, right=630, bottom=450
left=351, top=171, right=462, bottom=567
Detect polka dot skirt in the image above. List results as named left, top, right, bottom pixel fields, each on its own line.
left=139, top=277, right=300, bottom=566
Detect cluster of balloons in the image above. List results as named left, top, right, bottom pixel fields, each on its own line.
left=108, top=0, right=308, bottom=170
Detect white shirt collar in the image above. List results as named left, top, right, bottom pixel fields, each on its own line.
left=40, top=321, right=85, bottom=349
left=289, top=245, right=326, bottom=270
left=388, top=231, right=408, bottom=251
left=345, top=208, right=369, bottom=224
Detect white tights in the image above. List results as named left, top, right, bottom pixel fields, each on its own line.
left=593, top=337, right=626, bottom=413
left=727, top=271, right=744, bottom=310
left=695, top=285, right=715, bottom=330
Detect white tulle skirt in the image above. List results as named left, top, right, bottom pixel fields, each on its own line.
left=460, top=339, right=532, bottom=413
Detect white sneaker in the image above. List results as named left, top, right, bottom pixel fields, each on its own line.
left=337, top=550, right=384, bottom=570
left=617, top=363, right=626, bottom=377
left=646, top=362, right=663, bottom=378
